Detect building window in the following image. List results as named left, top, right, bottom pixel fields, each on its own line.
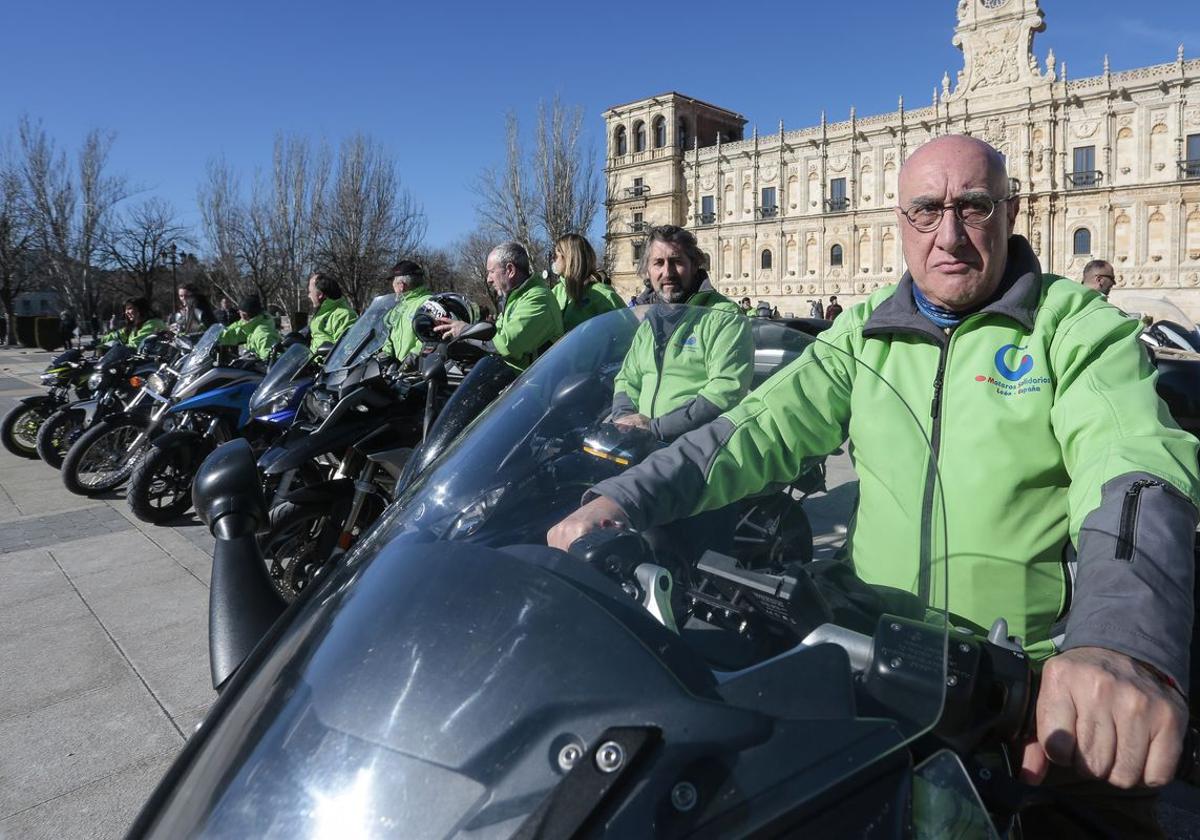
left=633, top=240, right=645, bottom=264
left=678, top=117, right=689, bottom=150
left=631, top=211, right=645, bottom=233
left=761, top=249, right=773, bottom=270
left=631, top=176, right=646, bottom=197
left=827, top=178, right=848, bottom=211
left=830, top=244, right=844, bottom=267
left=1185, top=133, right=1200, bottom=179
left=1073, top=228, right=1092, bottom=256
left=1069, top=146, right=1099, bottom=188
left=633, top=121, right=646, bottom=153
left=652, top=116, right=666, bottom=149
left=760, top=187, right=777, bottom=218
left=614, top=126, right=627, bottom=157
left=699, top=195, right=715, bottom=225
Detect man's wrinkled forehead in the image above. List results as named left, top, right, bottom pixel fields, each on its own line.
left=899, top=140, right=1006, bottom=201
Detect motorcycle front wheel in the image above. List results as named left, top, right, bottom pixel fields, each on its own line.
left=1, top=403, right=49, bottom=459
left=61, top=416, right=144, bottom=496
left=35, top=407, right=87, bottom=469
left=127, top=441, right=200, bottom=523
left=261, top=500, right=341, bottom=602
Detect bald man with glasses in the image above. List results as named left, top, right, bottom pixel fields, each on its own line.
left=551, top=134, right=1200, bottom=834
left=1082, top=259, right=1117, bottom=299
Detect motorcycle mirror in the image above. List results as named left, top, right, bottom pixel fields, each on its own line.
left=455, top=321, right=496, bottom=343
left=193, top=439, right=285, bottom=690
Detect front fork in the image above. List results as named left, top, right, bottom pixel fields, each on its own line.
left=331, top=461, right=379, bottom=559
left=122, top=394, right=174, bottom=464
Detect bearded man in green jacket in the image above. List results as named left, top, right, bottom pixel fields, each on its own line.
left=306, top=273, right=357, bottom=352
left=435, top=241, right=562, bottom=371
left=551, top=135, right=1200, bottom=832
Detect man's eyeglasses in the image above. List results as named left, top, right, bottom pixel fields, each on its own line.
left=898, top=195, right=1012, bottom=232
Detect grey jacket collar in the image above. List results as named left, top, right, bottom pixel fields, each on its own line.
left=863, top=235, right=1043, bottom=341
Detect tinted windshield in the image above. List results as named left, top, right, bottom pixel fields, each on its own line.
left=250, top=344, right=310, bottom=411
left=322, top=294, right=396, bottom=372
left=98, top=342, right=132, bottom=368
left=180, top=324, right=224, bottom=375
left=146, top=306, right=949, bottom=837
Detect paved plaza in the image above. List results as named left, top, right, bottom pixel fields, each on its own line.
left=0, top=346, right=214, bottom=840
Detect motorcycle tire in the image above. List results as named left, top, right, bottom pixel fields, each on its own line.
left=1, top=402, right=49, bottom=459
left=127, top=441, right=199, bottom=524
left=61, top=416, right=144, bottom=496
left=261, top=500, right=343, bottom=602
left=35, top=407, right=87, bottom=469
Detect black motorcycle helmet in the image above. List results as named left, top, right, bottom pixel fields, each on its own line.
left=411, top=293, right=480, bottom=343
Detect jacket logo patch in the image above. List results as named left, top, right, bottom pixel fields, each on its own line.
left=994, top=344, right=1034, bottom=381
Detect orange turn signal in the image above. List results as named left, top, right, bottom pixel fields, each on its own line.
left=129, top=375, right=144, bottom=388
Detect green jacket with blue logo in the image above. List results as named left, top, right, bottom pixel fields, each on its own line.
left=219, top=313, right=280, bottom=360
left=612, top=288, right=753, bottom=442
left=309, top=297, right=357, bottom=352
left=593, top=237, right=1200, bottom=689
left=382, top=287, right=434, bottom=360
left=493, top=274, right=563, bottom=371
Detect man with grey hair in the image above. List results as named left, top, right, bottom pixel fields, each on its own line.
left=551, top=135, right=1200, bottom=833
left=1082, top=259, right=1116, bottom=298
left=436, top=240, right=562, bottom=370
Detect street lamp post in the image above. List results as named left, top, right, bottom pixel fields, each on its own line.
left=167, top=243, right=178, bottom=286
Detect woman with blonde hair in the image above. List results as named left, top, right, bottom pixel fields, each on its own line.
left=550, top=233, right=622, bottom=331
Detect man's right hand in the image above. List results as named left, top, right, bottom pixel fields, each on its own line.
left=547, top=496, right=632, bottom=551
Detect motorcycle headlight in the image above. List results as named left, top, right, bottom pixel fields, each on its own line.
left=88, top=371, right=104, bottom=389
left=146, top=373, right=168, bottom=394
left=40, top=373, right=59, bottom=385
left=447, top=487, right=506, bottom=539
left=303, top=389, right=334, bottom=420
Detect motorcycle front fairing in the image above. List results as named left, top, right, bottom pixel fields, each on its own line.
left=133, top=306, right=961, bottom=838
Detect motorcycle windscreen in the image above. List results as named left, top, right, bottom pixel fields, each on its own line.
left=178, top=324, right=225, bottom=377
left=141, top=305, right=951, bottom=838
left=322, top=293, right=398, bottom=373
left=249, top=343, right=311, bottom=413
left=97, top=342, right=132, bottom=369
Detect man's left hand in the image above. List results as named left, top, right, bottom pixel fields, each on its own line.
left=433, top=317, right=467, bottom=340
left=612, top=413, right=651, bottom=431
left=1020, top=646, right=1186, bottom=789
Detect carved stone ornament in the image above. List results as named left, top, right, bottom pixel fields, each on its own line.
left=761, top=165, right=778, bottom=183
left=1186, top=272, right=1200, bottom=287
left=1187, top=108, right=1200, bottom=127
left=984, top=117, right=1006, bottom=146
left=1074, top=119, right=1099, bottom=139
left=968, top=24, right=1025, bottom=90
left=701, top=175, right=717, bottom=191
left=1118, top=115, right=1134, bottom=128
left=829, top=155, right=849, bottom=173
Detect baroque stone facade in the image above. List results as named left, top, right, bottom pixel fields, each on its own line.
left=603, top=0, right=1200, bottom=317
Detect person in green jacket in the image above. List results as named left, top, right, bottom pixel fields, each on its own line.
left=608, top=225, right=753, bottom=442
left=101, top=297, right=167, bottom=348
left=549, top=234, right=621, bottom=333
left=219, top=295, right=280, bottom=361
left=381, top=260, right=434, bottom=362
left=436, top=241, right=563, bottom=371
left=552, top=136, right=1200, bottom=829
left=306, top=273, right=357, bottom=352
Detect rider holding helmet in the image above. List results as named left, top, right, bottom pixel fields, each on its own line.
left=382, top=260, right=434, bottom=364
left=435, top=241, right=562, bottom=371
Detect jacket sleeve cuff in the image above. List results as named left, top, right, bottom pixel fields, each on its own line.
left=649, top=395, right=721, bottom=442
left=1063, top=472, right=1198, bottom=693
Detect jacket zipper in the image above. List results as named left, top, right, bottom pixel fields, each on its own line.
left=918, top=327, right=954, bottom=603
left=1115, top=479, right=1162, bottom=562
left=648, top=314, right=691, bottom=418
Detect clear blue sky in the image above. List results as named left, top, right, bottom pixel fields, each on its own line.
left=2, top=0, right=1195, bottom=250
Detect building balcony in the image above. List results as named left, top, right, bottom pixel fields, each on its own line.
left=623, top=185, right=651, bottom=198
left=824, top=197, right=850, bottom=212
left=629, top=220, right=650, bottom=233
left=1065, top=170, right=1103, bottom=189
left=1180, top=160, right=1200, bottom=179
left=695, top=212, right=717, bottom=226
left=756, top=206, right=779, bottom=219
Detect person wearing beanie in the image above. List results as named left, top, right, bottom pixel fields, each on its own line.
left=218, top=294, right=280, bottom=360
left=382, top=260, right=434, bottom=362
left=307, top=272, right=357, bottom=352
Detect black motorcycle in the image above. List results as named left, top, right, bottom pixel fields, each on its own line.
left=34, top=335, right=184, bottom=469
left=0, top=348, right=95, bottom=459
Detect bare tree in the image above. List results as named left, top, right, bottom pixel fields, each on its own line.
left=17, top=118, right=127, bottom=335
left=103, top=198, right=190, bottom=304
left=264, top=134, right=329, bottom=312
left=312, top=134, right=426, bottom=310
left=450, top=230, right=499, bottom=312
left=0, top=145, right=36, bottom=344
left=472, top=98, right=601, bottom=273
left=197, top=157, right=245, bottom=302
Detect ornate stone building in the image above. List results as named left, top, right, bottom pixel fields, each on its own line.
left=603, top=0, right=1200, bottom=317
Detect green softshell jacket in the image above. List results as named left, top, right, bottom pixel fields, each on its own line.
left=309, top=297, right=357, bottom=351
left=382, top=287, right=434, bottom=360
left=493, top=274, right=563, bottom=371
left=593, top=237, right=1200, bottom=687
left=219, top=313, right=280, bottom=360
left=611, top=289, right=753, bottom=442
left=552, top=281, right=622, bottom=333
left=103, top=318, right=168, bottom=349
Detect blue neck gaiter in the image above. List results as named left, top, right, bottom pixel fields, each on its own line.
left=913, top=283, right=970, bottom=329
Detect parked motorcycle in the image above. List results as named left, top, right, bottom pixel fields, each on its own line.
left=0, top=348, right=95, bottom=459
left=60, top=324, right=262, bottom=497
left=34, top=335, right=183, bottom=469
left=124, top=342, right=314, bottom=523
